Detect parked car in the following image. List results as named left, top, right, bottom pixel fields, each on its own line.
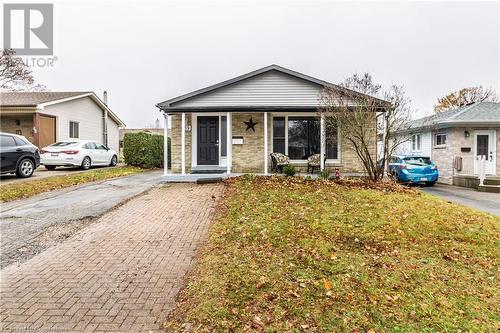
left=0, top=133, right=40, bottom=178
left=388, top=155, right=438, bottom=186
left=40, top=140, right=118, bottom=170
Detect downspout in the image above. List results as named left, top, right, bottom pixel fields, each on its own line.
left=103, top=91, right=108, bottom=146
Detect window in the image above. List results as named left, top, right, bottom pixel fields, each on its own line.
left=326, top=124, right=338, bottom=160
left=435, top=132, right=446, bottom=146
left=272, top=117, right=285, bottom=154
left=272, top=116, right=339, bottom=160
left=69, top=121, right=79, bottom=138
left=411, top=134, right=421, bottom=151
left=83, top=142, right=97, bottom=149
left=0, top=135, right=16, bottom=147
left=96, top=143, right=108, bottom=150
left=221, top=116, right=227, bottom=157
left=288, top=117, right=320, bottom=159
left=403, top=156, right=431, bottom=165
left=51, top=141, right=78, bottom=147
left=13, top=136, right=27, bottom=146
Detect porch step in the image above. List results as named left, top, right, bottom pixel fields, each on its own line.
left=191, top=170, right=226, bottom=174
left=484, top=178, right=500, bottom=186
left=478, top=184, right=500, bottom=193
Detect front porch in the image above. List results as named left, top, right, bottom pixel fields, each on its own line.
left=161, top=109, right=336, bottom=178
left=452, top=155, right=500, bottom=192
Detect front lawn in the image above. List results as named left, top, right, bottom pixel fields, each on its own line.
left=164, top=176, right=499, bottom=332
left=0, top=166, right=144, bottom=202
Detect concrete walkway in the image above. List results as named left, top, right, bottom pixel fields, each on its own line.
left=0, top=183, right=223, bottom=332
left=0, top=170, right=164, bottom=268
left=421, top=183, right=500, bottom=216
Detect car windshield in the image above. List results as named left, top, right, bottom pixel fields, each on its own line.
left=403, top=157, right=432, bottom=166
left=50, top=142, right=79, bottom=147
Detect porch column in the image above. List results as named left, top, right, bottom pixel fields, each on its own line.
left=264, top=111, right=268, bottom=175
left=181, top=112, right=186, bottom=175
left=163, top=113, right=168, bottom=176
left=226, top=111, right=232, bottom=174
left=320, top=112, right=325, bottom=171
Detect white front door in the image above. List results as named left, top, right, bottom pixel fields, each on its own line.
left=474, top=130, right=496, bottom=175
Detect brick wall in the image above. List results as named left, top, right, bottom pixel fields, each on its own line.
left=169, top=112, right=377, bottom=175
left=432, top=127, right=500, bottom=184
left=170, top=114, right=192, bottom=173
left=0, top=114, right=34, bottom=143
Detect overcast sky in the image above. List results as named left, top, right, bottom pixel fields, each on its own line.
left=26, top=0, right=500, bottom=128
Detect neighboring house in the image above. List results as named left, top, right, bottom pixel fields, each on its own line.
left=156, top=64, right=386, bottom=175
left=0, top=92, right=125, bottom=153
left=390, top=102, right=500, bottom=185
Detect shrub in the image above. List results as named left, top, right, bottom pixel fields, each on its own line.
left=283, top=164, right=296, bottom=177
left=319, top=169, right=331, bottom=179
left=123, top=132, right=170, bottom=168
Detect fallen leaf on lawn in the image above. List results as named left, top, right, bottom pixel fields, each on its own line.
left=323, top=278, right=332, bottom=290
left=252, top=315, right=264, bottom=327
left=256, top=276, right=266, bottom=289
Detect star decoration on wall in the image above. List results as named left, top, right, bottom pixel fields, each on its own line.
left=244, top=117, right=258, bottom=132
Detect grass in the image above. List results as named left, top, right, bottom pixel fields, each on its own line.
left=0, top=166, right=145, bottom=202
left=164, top=176, right=499, bottom=333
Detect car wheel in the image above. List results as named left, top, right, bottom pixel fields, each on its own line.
left=45, top=165, right=56, bottom=171
left=16, top=158, right=35, bottom=178
left=80, top=156, right=91, bottom=170
left=109, top=155, right=118, bottom=166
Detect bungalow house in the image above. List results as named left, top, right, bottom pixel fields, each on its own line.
left=0, top=92, right=125, bottom=153
left=390, top=102, right=500, bottom=188
left=156, top=64, right=385, bottom=176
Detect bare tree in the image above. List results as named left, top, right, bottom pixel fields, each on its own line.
left=319, top=73, right=414, bottom=181
left=0, top=49, right=45, bottom=91
left=434, top=86, right=498, bottom=113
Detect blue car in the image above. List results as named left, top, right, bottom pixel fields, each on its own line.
left=388, top=155, right=438, bottom=186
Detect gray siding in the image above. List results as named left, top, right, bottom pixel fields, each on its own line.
left=172, top=71, right=324, bottom=107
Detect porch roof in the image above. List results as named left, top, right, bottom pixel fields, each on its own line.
left=161, top=106, right=318, bottom=113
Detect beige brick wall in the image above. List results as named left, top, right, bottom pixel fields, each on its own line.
left=169, top=112, right=377, bottom=175
left=170, top=114, right=192, bottom=173
left=232, top=113, right=267, bottom=173
left=0, top=114, right=34, bottom=143
left=432, top=127, right=500, bottom=184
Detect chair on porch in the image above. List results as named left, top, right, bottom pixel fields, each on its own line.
left=270, top=152, right=290, bottom=173
left=307, top=154, right=327, bottom=174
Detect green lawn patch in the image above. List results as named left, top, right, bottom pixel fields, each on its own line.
left=0, top=166, right=144, bottom=202
left=164, top=176, right=499, bottom=332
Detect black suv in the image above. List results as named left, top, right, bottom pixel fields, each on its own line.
left=0, top=133, right=40, bottom=178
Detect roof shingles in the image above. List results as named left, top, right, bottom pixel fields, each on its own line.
left=0, top=92, right=91, bottom=107
left=410, top=102, right=500, bottom=129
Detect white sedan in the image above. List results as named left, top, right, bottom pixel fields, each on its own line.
left=40, top=140, right=118, bottom=170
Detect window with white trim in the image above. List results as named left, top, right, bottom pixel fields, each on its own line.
left=435, top=132, right=446, bottom=146
left=411, top=134, right=421, bottom=151
left=69, top=121, right=79, bottom=139
left=272, top=116, right=339, bottom=160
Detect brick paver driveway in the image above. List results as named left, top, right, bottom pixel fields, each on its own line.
left=0, top=183, right=223, bottom=332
